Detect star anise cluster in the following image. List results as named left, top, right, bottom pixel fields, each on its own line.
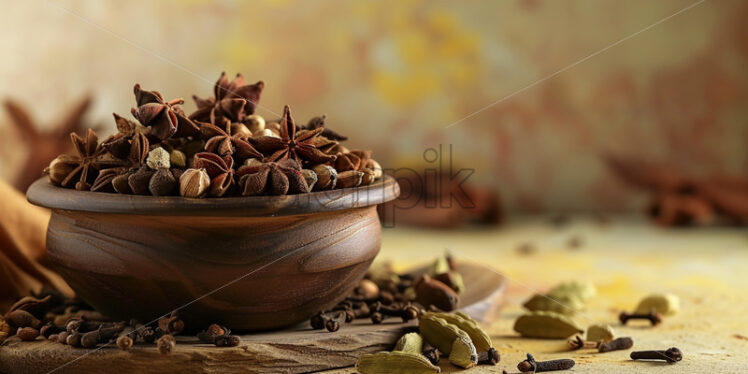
left=44, top=72, right=382, bottom=197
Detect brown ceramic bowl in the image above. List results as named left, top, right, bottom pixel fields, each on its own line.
left=26, top=176, right=399, bottom=331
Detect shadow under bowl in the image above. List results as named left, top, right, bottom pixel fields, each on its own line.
left=26, top=176, right=399, bottom=331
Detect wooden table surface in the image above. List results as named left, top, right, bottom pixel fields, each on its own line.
left=326, top=215, right=748, bottom=373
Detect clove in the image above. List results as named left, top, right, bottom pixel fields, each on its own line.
left=156, top=334, right=176, bottom=355
left=422, top=342, right=441, bottom=365
left=567, top=335, right=599, bottom=350
left=630, top=347, right=682, bottom=363
left=518, top=353, right=575, bottom=372
left=598, top=337, right=634, bottom=353
left=325, top=312, right=347, bottom=332
left=477, top=347, right=500, bottom=365
left=619, top=309, right=662, bottom=326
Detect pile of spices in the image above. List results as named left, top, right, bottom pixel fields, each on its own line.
left=44, top=72, right=382, bottom=197
left=310, top=254, right=463, bottom=332
left=0, top=288, right=240, bottom=353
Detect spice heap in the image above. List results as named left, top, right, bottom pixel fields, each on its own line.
left=310, top=254, right=463, bottom=333
left=44, top=72, right=382, bottom=197
left=0, top=288, right=241, bottom=353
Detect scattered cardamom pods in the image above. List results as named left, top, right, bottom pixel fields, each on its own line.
left=394, top=332, right=424, bottom=354
left=419, top=313, right=477, bottom=368
left=634, top=293, right=679, bottom=315
left=356, top=351, right=440, bottom=374
left=513, top=311, right=584, bottom=339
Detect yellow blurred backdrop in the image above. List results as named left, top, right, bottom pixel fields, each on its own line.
left=0, top=0, right=745, bottom=211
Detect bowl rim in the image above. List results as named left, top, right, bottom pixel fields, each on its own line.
left=26, top=175, right=399, bottom=216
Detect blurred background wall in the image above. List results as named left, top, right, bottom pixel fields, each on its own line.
left=0, top=0, right=745, bottom=212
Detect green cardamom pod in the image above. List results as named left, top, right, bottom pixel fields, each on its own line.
left=356, top=351, right=440, bottom=374
left=522, top=293, right=585, bottom=315
left=513, top=311, right=584, bottom=339
left=547, top=281, right=597, bottom=301
left=419, top=314, right=477, bottom=368
left=394, top=332, right=424, bottom=354
left=426, top=312, right=492, bottom=352
left=634, top=293, right=679, bottom=315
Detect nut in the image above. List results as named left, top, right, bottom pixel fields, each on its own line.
left=146, top=147, right=171, bottom=170
left=312, top=164, right=337, bottom=190
left=245, top=114, right=265, bottom=133
left=179, top=168, right=211, bottom=198
left=170, top=150, right=187, bottom=168
left=415, top=275, right=460, bottom=311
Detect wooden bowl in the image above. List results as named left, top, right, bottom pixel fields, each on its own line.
left=26, top=176, right=399, bottom=331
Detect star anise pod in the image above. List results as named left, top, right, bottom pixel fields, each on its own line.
left=250, top=105, right=336, bottom=165
left=131, top=84, right=199, bottom=141
left=201, top=119, right=262, bottom=161
left=237, top=158, right=308, bottom=196
left=44, top=129, right=126, bottom=191
left=190, top=72, right=264, bottom=125
left=91, top=167, right=126, bottom=193
left=303, top=114, right=348, bottom=141
left=193, top=152, right=235, bottom=197
left=334, top=150, right=372, bottom=172
left=102, top=114, right=150, bottom=164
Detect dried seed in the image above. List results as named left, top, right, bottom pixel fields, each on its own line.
left=146, top=147, right=171, bottom=170
left=336, top=170, right=364, bottom=188
left=433, top=272, right=464, bottom=294
left=419, top=314, right=477, bottom=368
left=356, top=351, right=441, bottom=374
left=547, top=281, right=596, bottom=302
left=394, top=332, right=424, bottom=354
left=17, top=327, right=40, bottom=341
left=169, top=149, right=187, bottom=168
left=245, top=114, right=265, bottom=133
left=598, top=337, right=634, bottom=353
left=426, top=312, right=492, bottom=352
left=586, top=323, right=615, bottom=343
left=634, top=293, right=680, bottom=315
left=312, top=164, right=337, bottom=190
left=522, top=293, right=584, bottom=315
left=5, top=310, right=41, bottom=329
left=149, top=168, right=176, bottom=196
left=179, top=168, right=210, bottom=198
left=513, top=311, right=584, bottom=339
left=215, top=335, right=241, bottom=347
left=156, top=334, right=176, bottom=354
left=415, top=275, right=460, bottom=311
left=301, top=169, right=318, bottom=191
